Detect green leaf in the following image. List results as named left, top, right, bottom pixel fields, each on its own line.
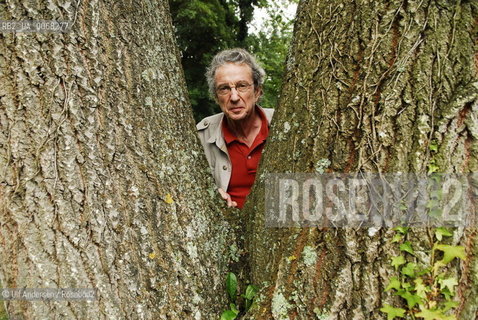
left=416, top=308, right=455, bottom=320
left=416, top=267, right=431, bottom=277
left=428, top=163, right=440, bottom=174
left=391, top=256, right=406, bottom=270
left=229, top=303, right=239, bottom=315
left=244, top=285, right=258, bottom=311
left=385, top=277, right=401, bottom=292
left=435, top=227, right=453, bottom=242
left=245, top=285, right=258, bottom=300
left=396, top=290, right=421, bottom=309
left=220, top=310, right=237, bottom=320
left=414, top=278, right=430, bottom=299
left=401, top=281, right=412, bottom=290
left=394, top=227, right=409, bottom=235
left=380, top=304, right=406, bottom=320
left=440, top=287, right=453, bottom=300
left=429, top=143, right=438, bottom=152
left=226, top=272, right=238, bottom=303
left=392, top=233, right=403, bottom=243
left=401, top=263, right=416, bottom=277
left=439, top=277, right=458, bottom=296
left=442, top=300, right=459, bottom=312
left=434, top=244, right=466, bottom=264
left=400, top=241, right=415, bottom=255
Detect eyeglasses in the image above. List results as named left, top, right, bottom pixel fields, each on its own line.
left=216, top=81, right=253, bottom=96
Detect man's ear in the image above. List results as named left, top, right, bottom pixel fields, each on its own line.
left=255, top=86, right=263, bottom=101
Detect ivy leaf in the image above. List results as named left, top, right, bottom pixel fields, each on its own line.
left=394, top=227, right=409, bottom=235
left=435, top=244, right=466, bottom=264
left=396, top=290, right=421, bottom=309
left=415, top=308, right=455, bottom=320
left=385, top=277, right=401, bottom=292
left=380, top=304, right=406, bottom=320
left=391, top=256, right=406, bottom=270
left=442, top=300, right=459, bottom=312
left=401, top=263, right=416, bottom=277
left=400, top=241, right=415, bottom=255
left=435, top=227, right=453, bottom=241
left=220, top=310, right=237, bottom=320
left=440, top=287, right=453, bottom=300
left=414, top=278, right=430, bottom=300
left=428, top=163, right=440, bottom=174
left=401, top=281, right=412, bottom=290
left=226, top=272, right=237, bottom=303
left=416, top=267, right=431, bottom=277
left=439, top=277, right=458, bottom=296
left=392, top=233, right=403, bottom=243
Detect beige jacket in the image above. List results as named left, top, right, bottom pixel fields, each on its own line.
left=196, top=107, right=274, bottom=191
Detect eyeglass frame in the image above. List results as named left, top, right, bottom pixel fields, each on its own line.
left=215, top=81, right=254, bottom=96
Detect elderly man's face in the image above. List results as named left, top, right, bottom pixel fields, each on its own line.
left=214, top=63, right=261, bottom=122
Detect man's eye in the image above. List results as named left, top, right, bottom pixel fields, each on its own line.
left=237, top=83, right=247, bottom=89
left=218, top=86, right=229, bottom=91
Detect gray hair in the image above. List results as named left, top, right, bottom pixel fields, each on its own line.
left=206, top=48, right=266, bottom=98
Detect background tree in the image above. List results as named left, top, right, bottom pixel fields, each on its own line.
left=246, top=0, right=297, bottom=110
left=244, top=0, right=477, bottom=319
left=169, top=0, right=241, bottom=120
left=0, top=0, right=238, bottom=318
left=169, top=0, right=295, bottom=121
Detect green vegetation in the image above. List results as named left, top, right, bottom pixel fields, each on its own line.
left=381, top=226, right=465, bottom=320
left=221, top=272, right=258, bottom=319
left=246, top=0, right=296, bottom=110
left=169, top=0, right=296, bottom=121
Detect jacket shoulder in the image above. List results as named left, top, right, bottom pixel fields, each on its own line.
left=196, top=112, right=223, bottom=131
left=261, top=107, right=275, bottom=124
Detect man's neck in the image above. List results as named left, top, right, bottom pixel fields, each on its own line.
left=225, top=107, right=262, bottom=147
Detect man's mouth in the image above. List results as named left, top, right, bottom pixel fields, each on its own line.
left=229, top=107, right=243, bottom=113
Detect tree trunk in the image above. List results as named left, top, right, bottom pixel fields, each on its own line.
left=0, top=1, right=236, bottom=319
left=245, top=0, right=478, bottom=319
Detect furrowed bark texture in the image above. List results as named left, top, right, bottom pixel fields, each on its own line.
left=244, top=0, right=478, bottom=319
left=0, top=1, right=234, bottom=319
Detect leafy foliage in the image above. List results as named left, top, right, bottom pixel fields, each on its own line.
left=169, top=0, right=241, bottom=120
left=226, top=272, right=238, bottom=302
left=246, top=0, right=297, bottom=109
left=381, top=227, right=465, bottom=320
left=380, top=304, right=406, bottom=320
left=221, top=272, right=258, bottom=318
left=169, top=0, right=297, bottom=121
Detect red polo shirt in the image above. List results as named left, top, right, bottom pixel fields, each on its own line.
left=222, top=108, right=269, bottom=209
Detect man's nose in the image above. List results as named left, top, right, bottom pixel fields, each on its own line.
left=230, top=88, right=240, bottom=101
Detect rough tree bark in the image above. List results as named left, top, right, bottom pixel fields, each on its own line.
left=0, top=1, right=236, bottom=319
left=245, top=0, right=477, bottom=319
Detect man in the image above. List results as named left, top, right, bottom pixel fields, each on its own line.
left=196, top=48, right=274, bottom=209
